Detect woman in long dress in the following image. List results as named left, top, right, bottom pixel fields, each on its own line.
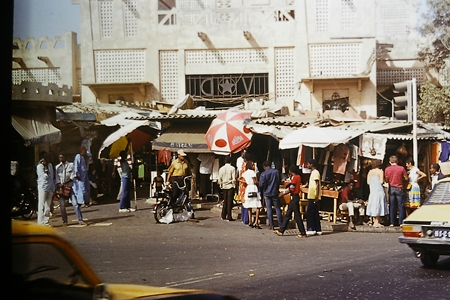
left=237, top=156, right=249, bottom=224
left=405, top=157, right=426, bottom=210
left=240, top=161, right=262, bottom=229
left=366, top=159, right=388, bottom=228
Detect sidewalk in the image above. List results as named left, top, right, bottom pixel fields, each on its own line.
left=207, top=201, right=403, bottom=234
left=40, top=180, right=402, bottom=234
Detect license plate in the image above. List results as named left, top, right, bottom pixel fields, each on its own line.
left=433, top=229, right=450, bottom=239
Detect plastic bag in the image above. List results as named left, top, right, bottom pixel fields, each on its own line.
left=173, top=210, right=191, bottom=222
left=159, top=209, right=174, bottom=224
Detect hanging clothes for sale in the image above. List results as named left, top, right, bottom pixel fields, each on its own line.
left=333, top=144, right=350, bottom=175
left=303, top=147, right=314, bottom=168
left=197, top=153, right=215, bottom=174
left=138, top=164, right=145, bottom=179
left=210, top=158, right=220, bottom=181
left=431, top=142, right=440, bottom=164
left=157, top=149, right=172, bottom=167
left=360, top=134, right=387, bottom=160
left=439, top=141, right=450, bottom=162
left=296, top=145, right=304, bottom=167
left=346, top=144, right=359, bottom=174
left=321, top=149, right=331, bottom=182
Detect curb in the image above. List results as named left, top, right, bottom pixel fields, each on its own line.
left=210, top=204, right=403, bottom=233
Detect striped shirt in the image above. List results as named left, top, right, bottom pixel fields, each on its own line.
left=114, top=154, right=132, bottom=177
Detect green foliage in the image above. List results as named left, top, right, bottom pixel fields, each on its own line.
left=418, top=82, right=450, bottom=125
left=416, top=0, right=450, bottom=125
left=417, top=0, right=450, bottom=72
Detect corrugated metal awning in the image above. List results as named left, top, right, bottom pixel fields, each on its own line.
left=56, top=103, right=162, bottom=123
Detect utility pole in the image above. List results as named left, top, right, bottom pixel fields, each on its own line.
left=412, top=78, right=418, bottom=165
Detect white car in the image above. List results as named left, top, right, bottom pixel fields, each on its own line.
left=398, top=177, right=450, bottom=268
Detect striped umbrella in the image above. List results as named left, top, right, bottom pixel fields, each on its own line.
left=205, top=110, right=252, bottom=155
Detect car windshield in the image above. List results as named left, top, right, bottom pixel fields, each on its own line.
left=12, top=242, right=89, bottom=285
left=425, top=180, right=450, bottom=205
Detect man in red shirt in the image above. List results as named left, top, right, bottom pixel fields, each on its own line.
left=339, top=181, right=365, bottom=230
left=384, top=155, right=408, bottom=226
left=274, top=165, right=307, bottom=238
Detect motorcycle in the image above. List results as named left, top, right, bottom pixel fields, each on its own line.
left=11, top=182, right=38, bottom=220
left=153, top=175, right=195, bottom=224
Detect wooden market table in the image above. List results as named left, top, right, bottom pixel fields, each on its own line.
left=300, top=187, right=340, bottom=224
left=278, top=186, right=309, bottom=217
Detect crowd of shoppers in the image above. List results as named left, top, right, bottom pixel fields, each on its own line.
left=217, top=151, right=442, bottom=236
left=36, top=148, right=89, bottom=226
left=31, top=145, right=443, bottom=233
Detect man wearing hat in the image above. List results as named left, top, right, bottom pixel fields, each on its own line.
left=167, top=149, right=192, bottom=204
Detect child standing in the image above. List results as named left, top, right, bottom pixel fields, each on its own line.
left=152, top=170, right=165, bottom=202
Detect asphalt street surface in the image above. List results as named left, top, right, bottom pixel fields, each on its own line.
left=27, top=192, right=450, bottom=300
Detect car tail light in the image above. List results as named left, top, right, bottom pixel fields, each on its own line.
left=402, top=231, right=422, bottom=238
left=401, top=225, right=422, bottom=238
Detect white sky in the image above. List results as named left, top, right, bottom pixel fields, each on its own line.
left=13, top=0, right=80, bottom=40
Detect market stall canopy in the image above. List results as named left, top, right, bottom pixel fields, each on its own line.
left=98, top=120, right=157, bottom=158
left=246, top=123, right=294, bottom=141
left=152, top=124, right=211, bottom=153
left=279, top=126, right=364, bottom=149
left=56, top=102, right=163, bottom=123
left=12, top=109, right=61, bottom=146
left=100, top=111, right=161, bottom=130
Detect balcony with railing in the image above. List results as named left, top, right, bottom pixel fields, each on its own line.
left=12, top=82, right=73, bottom=107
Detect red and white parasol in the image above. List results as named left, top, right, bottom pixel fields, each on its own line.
left=205, top=110, right=253, bottom=155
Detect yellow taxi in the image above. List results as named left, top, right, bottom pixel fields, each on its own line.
left=399, top=177, right=450, bottom=268
left=11, top=220, right=239, bottom=300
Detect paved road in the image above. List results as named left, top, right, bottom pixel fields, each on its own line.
left=36, top=195, right=450, bottom=300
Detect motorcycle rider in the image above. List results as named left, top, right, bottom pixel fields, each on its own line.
left=166, top=150, right=191, bottom=205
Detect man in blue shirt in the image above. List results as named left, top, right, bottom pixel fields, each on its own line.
left=259, top=161, right=282, bottom=230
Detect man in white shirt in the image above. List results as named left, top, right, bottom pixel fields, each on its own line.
left=36, top=152, right=55, bottom=225
left=218, top=156, right=236, bottom=221
left=55, top=152, right=85, bottom=226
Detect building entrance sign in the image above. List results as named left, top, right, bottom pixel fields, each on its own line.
left=186, top=73, right=268, bottom=99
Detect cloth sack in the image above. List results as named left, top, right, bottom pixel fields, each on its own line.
left=56, top=185, right=71, bottom=197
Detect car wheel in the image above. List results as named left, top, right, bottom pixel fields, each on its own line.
left=420, top=251, right=439, bottom=268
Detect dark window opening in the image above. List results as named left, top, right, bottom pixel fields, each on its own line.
left=186, top=73, right=269, bottom=100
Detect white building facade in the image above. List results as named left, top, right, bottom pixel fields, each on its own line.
left=73, top=0, right=423, bottom=118
left=12, top=32, right=81, bottom=101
